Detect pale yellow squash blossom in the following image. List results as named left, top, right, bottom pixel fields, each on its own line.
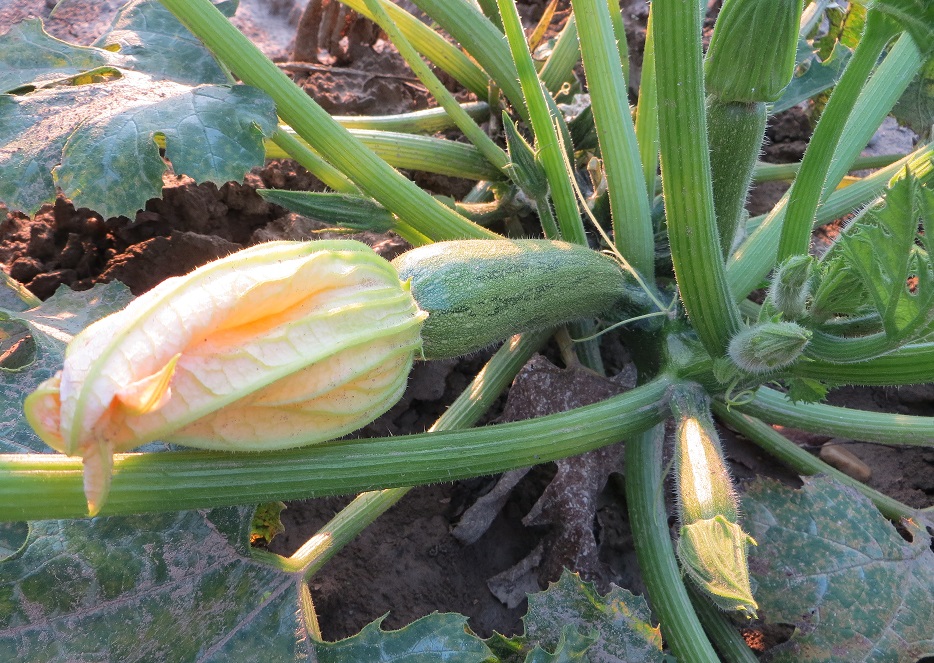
left=25, top=240, right=427, bottom=516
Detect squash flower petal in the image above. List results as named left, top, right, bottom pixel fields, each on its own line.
left=24, top=240, right=427, bottom=515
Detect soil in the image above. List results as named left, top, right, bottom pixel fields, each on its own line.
left=2, top=0, right=933, bottom=655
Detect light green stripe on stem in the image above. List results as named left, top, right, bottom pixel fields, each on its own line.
left=572, top=0, right=654, bottom=276
left=330, top=102, right=490, bottom=134
left=739, top=386, right=934, bottom=446
left=776, top=9, right=902, bottom=261
left=713, top=403, right=919, bottom=522
left=362, top=0, right=510, bottom=173
left=0, top=375, right=671, bottom=521
left=263, top=329, right=551, bottom=578
left=652, top=0, right=741, bottom=356
left=790, top=342, right=934, bottom=386
left=624, top=424, right=721, bottom=663
left=635, top=7, right=659, bottom=200
left=498, top=0, right=586, bottom=244
left=159, top=0, right=496, bottom=242
left=338, top=0, right=490, bottom=98
left=408, top=0, right=528, bottom=120
left=270, top=129, right=358, bottom=194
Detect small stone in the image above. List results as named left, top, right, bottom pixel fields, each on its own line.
left=819, top=441, right=872, bottom=483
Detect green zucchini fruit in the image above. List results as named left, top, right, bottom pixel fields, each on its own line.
left=392, top=239, right=643, bottom=359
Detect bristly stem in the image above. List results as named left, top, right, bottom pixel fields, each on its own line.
left=572, top=0, right=654, bottom=276
left=158, top=0, right=497, bottom=242
left=624, top=424, right=721, bottom=662
left=497, top=0, right=586, bottom=245
left=776, top=9, right=901, bottom=261
left=651, top=0, right=742, bottom=356
left=635, top=6, right=659, bottom=201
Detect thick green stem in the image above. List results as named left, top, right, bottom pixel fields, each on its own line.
left=625, top=424, right=721, bottom=662
left=653, top=0, right=742, bottom=356
left=791, top=342, right=934, bottom=386
left=362, top=0, right=509, bottom=174
left=407, top=0, right=528, bottom=120
left=738, top=386, right=934, bottom=447
left=159, top=0, right=496, bottom=242
left=338, top=0, right=490, bottom=98
left=572, top=0, right=654, bottom=276
left=635, top=7, right=659, bottom=201
left=0, top=376, right=671, bottom=521
left=498, top=0, right=586, bottom=244
left=777, top=10, right=901, bottom=261
left=265, top=328, right=551, bottom=577
left=269, top=130, right=358, bottom=193
left=686, top=584, right=759, bottom=663
left=539, top=14, right=580, bottom=94
left=713, top=403, right=920, bottom=522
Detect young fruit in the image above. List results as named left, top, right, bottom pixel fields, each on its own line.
left=392, top=239, right=642, bottom=359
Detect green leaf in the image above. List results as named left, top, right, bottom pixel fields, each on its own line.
left=0, top=1, right=234, bottom=93
left=836, top=175, right=934, bottom=342
left=0, top=71, right=276, bottom=217
left=0, top=507, right=322, bottom=662
left=0, top=282, right=133, bottom=454
left=520, top=571, right=664, bottom=662
left=785, top=377, right=830, bottom=403
left=91, top=0, right=235, bottom=85
left=313, top=613, right=492, bottom=662
left=0, top=19, right=119, bottom=93
left=871, top=0, right=934, bottom=56
left=772, top=41, right=852, bottom=114
left=892, top=54, right=934, bottom=139
left=744, top=476, right=934, bottom=662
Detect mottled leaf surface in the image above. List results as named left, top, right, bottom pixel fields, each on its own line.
left=0, top=19, right=119, bottom=93
left=91, top=0, right=235, bottom=85
left=0, top=282, right=133, bottom=454
left=0, top=71, right=276, bottom=217
left=744, top=476, right=934, bottom=662
left=0, top=507, right=315, bottom=663
left=313, top=613, right=493, bottom=662
left=495, top=571, right=664, bottom=663
left=0, top=1, right=232, bottom=93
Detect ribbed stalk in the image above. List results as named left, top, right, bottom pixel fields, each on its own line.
left=605, top=0, right=630, bottom=85
left=791, top=342, right=934, bottom=386
left=263, top=328, right=551, bottom=578
left=0, top=376, right=671, bottom=521
left=635, top=7, right=659, bottom=200
left=329, top=102, right=490, bottom=134
left=750, top=153, right=905, bottom=184
left=269, top=130, right=357, bottom=193
left=712, top=403, right=919, bottom=522
left=739, top=386, right=934, bottom=446
left=652, top=0, right=741, bottom=356
left=337, top=0, right=490, bottom=98
left=159, top=0, right=496, bottom=242
left=408, top=0, right=528, bottom=120
left=362, top=0, right=510, bottom=174
left=625, top=423, right=721, bottom=663
left=729, top=138, right=933, bottom=300
left=687, top=584, right=759, bottom=663
left=539, top=14, right=579, bottom=94
left=572, top=0, right=654, bottom=276
left=498, top=0, right=586, bottom=244
left=777, top=9, right=902, bottom=261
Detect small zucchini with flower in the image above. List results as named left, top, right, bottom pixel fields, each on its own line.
left=25, top=238, right=644, bottom=515
left=670, top=385, right=758, bottom=616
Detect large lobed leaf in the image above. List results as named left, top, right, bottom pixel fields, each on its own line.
left=0, top=0, right=277, bottom=219
left=0, top=0, right=233, bottom=94
left=744, top=476, right=934, bottom=662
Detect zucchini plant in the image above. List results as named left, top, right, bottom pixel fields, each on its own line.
left=1, top=0, right=934, bottom=660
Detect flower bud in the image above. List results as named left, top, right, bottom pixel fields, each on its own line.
left=677, top=516, right=759, bottom=616
left=25, top=240, right=427, bottom=515
left=728, top=321, right=811, bottom=373
left=705, top=0, right=803, bottom=103
left=769, top=254, right=815, bottom=320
